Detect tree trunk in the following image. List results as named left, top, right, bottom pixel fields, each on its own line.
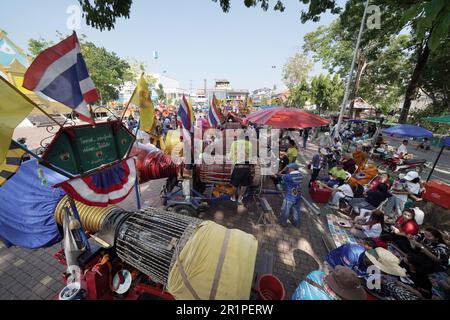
left=398, top=42, right=431, bottom=124
left=348, top=52, right=368, bottom=118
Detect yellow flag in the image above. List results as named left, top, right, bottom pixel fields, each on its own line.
left=130, top=75, right=155, bottom=133
left=0, top=77, right=35, bottom=164
left=188, top=96, right=195, bottom=122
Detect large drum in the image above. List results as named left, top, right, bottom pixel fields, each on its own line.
left=197, top=163, right=261, bottom=187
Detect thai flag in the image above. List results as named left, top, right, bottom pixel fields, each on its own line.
left=23, top=32, right=99, bottom=124
left=207, top=95, right=221, bottom=128
left=177, top=95, right=193, bottom=132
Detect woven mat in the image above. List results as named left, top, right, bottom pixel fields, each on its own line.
left=326, top=214, right=364, bottom=248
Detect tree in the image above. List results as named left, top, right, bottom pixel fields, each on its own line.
left=156, top=84, right=166, bottom=103
left=28, top=38, right=54, bottom=58
left=287, top=81, right=310, bottom=108
left=28, top=33, right=132, bottom=103
left=282, top=53, right=313, bottom=89
left=310, top=74, right=344, bottom=113
left=127, top=58, right=157, bottom=87
left=78, top=0, right=132, bottom=31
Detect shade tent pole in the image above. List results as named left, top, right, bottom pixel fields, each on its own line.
left=427, top=145, right=445, bottom=182
left=11, top=140, right=75, bottom=179
left=335, top=0, right=370, bottom=139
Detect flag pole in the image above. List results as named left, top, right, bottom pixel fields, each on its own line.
left=120, top=87, right=137, bottom=122
left=11, top=140, right=75, bottom=179
left=0, top=77, right=63, bottom=129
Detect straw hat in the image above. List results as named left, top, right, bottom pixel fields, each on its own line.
left=365, top=248, right=407, bottom=277
left=325, top=266, right=367, bottom=300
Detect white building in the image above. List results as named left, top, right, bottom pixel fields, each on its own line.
left=118, top=73, right=190, bottom=105
left=151, top=73, right=190, bottom=104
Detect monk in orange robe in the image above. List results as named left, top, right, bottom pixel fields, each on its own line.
left=348, top=161, right=378, bottom=187
left=352, top=147, right=368, bottom=172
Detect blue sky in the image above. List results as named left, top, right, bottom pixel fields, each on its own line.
left=1, top=0, right=342, bottom=91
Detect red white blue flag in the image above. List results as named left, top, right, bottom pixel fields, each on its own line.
left=56, top=158, right=136, bottom=207
left=207, top=95, right=221, bottom=128
left=177, top=95, right=193, bottom=132
left=23, top=32, right=99, bottom=124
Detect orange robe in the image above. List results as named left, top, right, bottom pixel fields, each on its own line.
left=348, top=165, right=378, bottom=187
left=353, top=150, right=368, bottom=172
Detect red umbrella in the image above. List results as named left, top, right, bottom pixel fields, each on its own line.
left=244, top=106, right=330, bottom=129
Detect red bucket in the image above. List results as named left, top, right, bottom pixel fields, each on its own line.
left=257, top=274, right=285, bottom=300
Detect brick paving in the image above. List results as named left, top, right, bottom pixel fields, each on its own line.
left=1, top=141, right=333, bottom=300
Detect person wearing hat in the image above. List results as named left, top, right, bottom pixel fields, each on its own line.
left=308, top=148, right=326, bottom=187
left=292, top=266, right=367, bottom=300
left=385, top=171, right=424, bottom=217
left=363, top=247, right=428, bottom=300
left=319, top=131, right=331, bottom=148
left=278, top=163, right=303, bottom=227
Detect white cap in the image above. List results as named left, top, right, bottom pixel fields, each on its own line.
left=412, top=208, right=425, bottom=225
left=404, top=171, right=420, bottom=181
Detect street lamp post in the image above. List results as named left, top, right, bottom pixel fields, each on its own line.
left=334, top=0, right=370, bottom=139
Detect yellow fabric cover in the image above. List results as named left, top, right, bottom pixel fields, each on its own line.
left=164, top=129, right=181, bottom=155
left=167, top=221, right=258, bottom=300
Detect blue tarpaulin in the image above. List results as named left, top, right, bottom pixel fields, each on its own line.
left=444, top=136, right=450, bottom=147
left=0, top=159, right=67, bottom=249
left=382, top=124, right=433, bottom=138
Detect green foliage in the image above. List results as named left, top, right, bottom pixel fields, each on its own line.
left=282, top=53, right=313, bottom=89
left=402, top=0, right=450, bottom=51
left=78, top=0, right=132, bottom=31
left=156, top=84, right=166, bottom=103
left=310, top=74, right=343, bottom=113
left=287, top=81, right=310, bottom=108
left=303, top=21, right=353, bottom=77
left=28, top=38, right=54, bottom=58
left=81, top=42, right=131, bottom=103
left=27, top=33, right=132, bottom=103
left=212, top=0, right=285, bottom=13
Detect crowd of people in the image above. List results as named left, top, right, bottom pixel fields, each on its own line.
left=278, top=128, right=450, bottom=301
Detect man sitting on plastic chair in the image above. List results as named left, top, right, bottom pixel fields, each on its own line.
left=343, top=183, right=390, bottom=216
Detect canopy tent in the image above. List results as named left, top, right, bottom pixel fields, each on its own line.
left=424, top=114, right=450, bottom=123
left=382, top=124, right=433, bottom=138
left=244, top=106, right=330, bottom=129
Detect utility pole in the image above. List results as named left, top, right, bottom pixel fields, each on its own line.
left=204, top=79, right=207, bottom=106
left=334, top=0, right=370, bottom=139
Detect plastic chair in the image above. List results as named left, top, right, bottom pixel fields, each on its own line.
left=357, top=198, right=389, bottom=219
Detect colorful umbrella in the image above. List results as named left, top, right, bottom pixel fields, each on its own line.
left=244, top=106, right=330, bottom=129
left=382, top=124, right=433, bottom=138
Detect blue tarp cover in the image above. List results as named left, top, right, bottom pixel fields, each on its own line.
left=444, top=136, right=450, bottom=147
left=0, top=160, right=67, bottom=249
left=382, top=124, right=433, bottom=138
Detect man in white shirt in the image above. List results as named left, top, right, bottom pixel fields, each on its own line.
left=396, top=140, right=409, bottom=157
left=324, top=178, right=354, bottom=208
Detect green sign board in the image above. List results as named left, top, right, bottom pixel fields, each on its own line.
left=43, top=121, right=135, bottom=175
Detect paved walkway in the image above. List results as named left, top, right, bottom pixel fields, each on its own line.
left=0, top=141, right=348, bottom=300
